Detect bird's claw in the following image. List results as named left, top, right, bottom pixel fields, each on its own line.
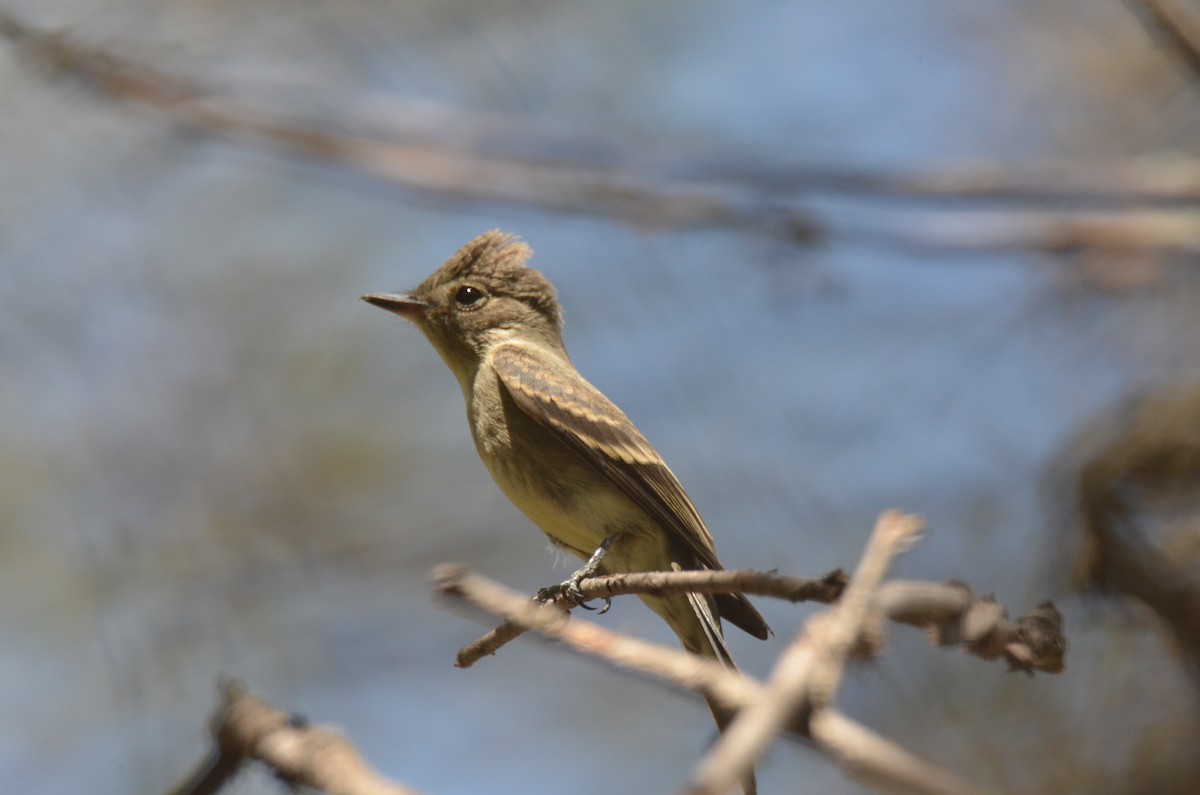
left=579, top=595, right=613, bottom=614
left=536, top=539, right=615, bottom=612
left=535, top=578, right=611, bottom=614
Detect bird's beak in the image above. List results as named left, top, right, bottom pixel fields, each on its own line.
left=361, top=292, right=428, bottom=319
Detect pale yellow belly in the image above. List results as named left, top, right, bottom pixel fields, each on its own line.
left=484, top=451, right=673, bottom=574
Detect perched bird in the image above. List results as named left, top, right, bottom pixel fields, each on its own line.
left=364, top=230, right=769, bottom=792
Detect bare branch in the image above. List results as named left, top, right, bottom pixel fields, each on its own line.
left=433, top=513, right=1011, bottom=795
left=1126, top=0, right=1200, bottom=84
left=167, top=681, right=422, bottom=795
left=577, top=567, right=849, bottom=604
left=433, top=564, right=760, bottom=714
left=452, top=566, right=1065, bottom=675
left=158, top=518, right=1063, bottom=795
left=685, top=511, right=924, bottom=795
left=454, top=618, right=530, bottom=668
left=453, top=567, right=847, bottom=668
left=877, top=581, right=1066, bottom=674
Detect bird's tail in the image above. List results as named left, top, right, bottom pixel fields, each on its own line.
left=679, top=587, right=757, bottom=795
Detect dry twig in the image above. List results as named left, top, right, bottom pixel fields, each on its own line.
left=433, top=565, right=759, bottom=714
left=686, top=511, right=923, bottom=795
left=433, top=512, right=1021, bottom=795
left=454, top=567, right=847, bottom=668
left=164, top=510, right=1064, bottom=795
left=877, top=581, right=1066, bottom=674
left=2, top=12, right=1199, bottom=255
left=451, top=566, right=1065, bottom=675
left=167, top=681, right=422, bottom=795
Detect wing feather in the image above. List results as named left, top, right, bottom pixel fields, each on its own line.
left=492, top=343, right=720, bottom=566
left=491, top=343, right=771, bottom=642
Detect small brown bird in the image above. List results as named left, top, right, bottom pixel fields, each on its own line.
left=364, top=231, right=769, bottom=792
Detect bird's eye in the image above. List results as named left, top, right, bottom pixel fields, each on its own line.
left=455, top=285, right=485, bottom=306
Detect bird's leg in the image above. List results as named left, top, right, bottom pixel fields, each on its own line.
left=537, top=536, right=614, bottom=613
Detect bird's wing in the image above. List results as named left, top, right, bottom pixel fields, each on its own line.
left=490, top=342, right=721, bottom=569
left=491, top=342, right=771, bottom=642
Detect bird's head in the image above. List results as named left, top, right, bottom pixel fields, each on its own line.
left=363, top=230, right=565, bottom=385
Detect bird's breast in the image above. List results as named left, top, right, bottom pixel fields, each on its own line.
left=468, top=368, right=646, bottom=560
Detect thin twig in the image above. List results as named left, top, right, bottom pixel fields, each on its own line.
left=454, top=619, right=529, bottom=668
left=453, top=568, right=1066, bottom=675
left=685, top=511, right=924, bottom=795
left=577, top=567, right=849, bottom=604
left=453, top=568, right=847, bottom=668
left=433, top=564, right=759, bottom=714
left=876, top=581, right=1066, bottom=673
left=433, top=521, right=1006, bottom=795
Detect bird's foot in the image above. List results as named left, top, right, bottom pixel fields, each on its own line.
left=535, top=576, right=611, bottom=614
left=535, top=537, right=614, bottom=613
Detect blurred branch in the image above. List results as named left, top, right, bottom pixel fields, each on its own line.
left=0, top=10, right=816, bottom=244
left=687, top=510, right=924, bottom=795
left=3, top=11, right=1199, bottom=255
left=877, top=581, right=1066, bottom=674
left=162, top=509, right=1063, bottom=795
left=865, top=209, right=1200, bottom=256
left=703, top=157, right=1200, bottom=207
left=1076, top=385, right=1200, bottom=689
left=167, top=681, right=422, bottom=795
left=808, top=711, right=997, bottom=795
left=436, top=511, right=1029, bottom=795
left=1126, top=0, right=1200, bottom=83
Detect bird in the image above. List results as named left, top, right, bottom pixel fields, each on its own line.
left=363, top=230, right=769, bottom=792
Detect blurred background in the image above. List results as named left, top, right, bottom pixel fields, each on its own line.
left=2, top=1, right=1200, bottom=793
